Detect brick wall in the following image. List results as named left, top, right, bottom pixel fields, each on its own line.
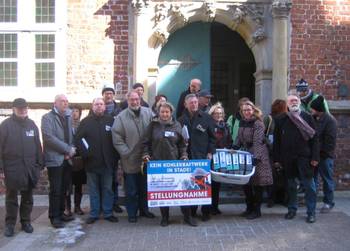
left=290, top=0, right=350, bottom=189
left=66, top=0, right=130, bottom=100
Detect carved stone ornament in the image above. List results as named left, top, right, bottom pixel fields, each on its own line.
left=153, top=28, right=169, bottom=46
left=228, top=5, right=246, bottom=25
left=169, top=3, right=189, bottom=24
left=252, top=26, right=266, bottom=42
left=131, top=0, right=150, bottom=13
left=272, top=0, right=292, bottom=18
left=200, top=0, right=216, bottom=21
left=154, top=3, right=168, bottom=26
left=228, top=3, right=265, bottom=27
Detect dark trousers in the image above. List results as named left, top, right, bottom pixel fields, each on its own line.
left=243, top=185, right=263, bottom=212
left=160, top=206, right=191, bottom=219
left=124, top=172, right=148, bottom=218
left=191, top=181, right=220, bottom=216
left=65, top=183, right=83, bottom=210
left=5, top=188, right=33, bottom=226
left=48, top=161, right=71, bottom=220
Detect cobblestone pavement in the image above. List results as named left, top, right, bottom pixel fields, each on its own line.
left=0, top=192, right=350, bottom=251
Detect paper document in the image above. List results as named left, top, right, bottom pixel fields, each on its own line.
left=82, top=138, right=89, bottom=150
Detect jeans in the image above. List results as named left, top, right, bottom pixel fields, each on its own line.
left=314, top=158, right=335, bottom=206
left=47, top=161, right=71, bottom=220
left=5, top=188, right=33, bottom=226
left=86, top=169, right=114, bottom=218
left=124, top=172, right=148, bottom=218
left=287, top=158, right=317, bottom=216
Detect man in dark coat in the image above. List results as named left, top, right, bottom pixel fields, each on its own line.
left=176, top=78, right=202, bottom=118
left=101, top=84, right=123, bottom=213
left=0, top=98, right=43, bottom=237
left=273, top=94, right=320, bottom=223
left=178, top=93, right=216, bottom=224
left=42, top=94, right=76, bottom=228
left=310, top=95, right=337, bottom=213
left=75, top=98, right=119, bottom=224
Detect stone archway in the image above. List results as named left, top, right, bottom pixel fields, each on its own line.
left=131, top=0, right=291, bottom=113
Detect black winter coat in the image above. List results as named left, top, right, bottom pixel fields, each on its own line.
left=176, top=88, right=191, bottom=118
left=142, top=118, right=188, bottom=160
left=178, top=110, right=216, bottom=159
left=75, top=113, right=119, bottom=172
left=314, top=113, right=337, bottom=159
left=0, top=115, right=43, bottom=190
left=273, top=111, right=319, bottom=178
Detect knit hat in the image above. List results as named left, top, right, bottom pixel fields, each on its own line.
left=12, top=98, right=28, bottom=108
left=310, top=95, right=326, bottom=112
left=296, top=79, right=309, bottom=92
left=132, top=83, right=144, bottom=90
left=101, top=83, right=115, bottom=95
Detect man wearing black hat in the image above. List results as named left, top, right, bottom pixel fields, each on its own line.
left=296, top=79, right=329, bottom=113
left=198, top=89, right=213, bottom=113
left=0, top=98, right=43, bottom=237
left=310, top=95, right=337, bottom=213
left=119, top=83, right=149, bottom=110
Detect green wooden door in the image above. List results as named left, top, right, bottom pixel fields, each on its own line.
left=157, top=22, right=211, bottom=106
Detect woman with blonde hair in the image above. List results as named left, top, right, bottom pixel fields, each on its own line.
left=235, top=101, right=273, bottom=219
left=208, top=102, right=232, bottom=215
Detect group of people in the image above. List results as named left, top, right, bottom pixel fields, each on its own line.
left=0, top=78, right=337, bottom=237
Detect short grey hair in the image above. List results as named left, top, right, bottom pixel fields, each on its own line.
left=184, top=93, right=198, bottom=102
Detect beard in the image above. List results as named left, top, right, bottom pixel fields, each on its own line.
left=288, top=104, right=300, bottom=112
left=129, top=105, right=140, bottom=111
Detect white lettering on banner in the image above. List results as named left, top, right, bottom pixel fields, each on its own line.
left=150, top=191, right=208, bottom=200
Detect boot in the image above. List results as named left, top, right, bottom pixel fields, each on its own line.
left=246, top=204, right=261, bottom=220
left=240, top=204, right=253, bottom=217
left=74, top=192, right=84, bottom=215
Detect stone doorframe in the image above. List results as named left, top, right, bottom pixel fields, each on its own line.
left=131, top=0, right=291, bottom=113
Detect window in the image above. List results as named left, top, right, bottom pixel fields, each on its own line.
left=0, top=0, right=66, bottom=102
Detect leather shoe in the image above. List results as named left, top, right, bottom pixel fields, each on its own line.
left=113, top=204, right=123, bottom=213
left=160, top=217, right=169, bottom=227
left=284, top=211, right=296, bottom=220
left=74, top=207, right=84, bottom=215
left=306, top=215, right=316, bottom=223
left=62, top=214, right=75, bottom=222
left=128, top=216, right=137, bottom=223
left=105, top=216, right=119, bottom=223
left=211, top=208, right=222, bottom=215
left=21, top=223, right=34, bottom=233
left=139, top=211, right=155, bottom=218
left=201, top=213, right=211, bottom=222
left=4, top=225, right=14, bottom=237
left=85, top=217, right=98, bottom=224
left=51, top=218, right=65, bottom=228
left=184, top=216, right=198, bottom=227
left=246, top=211, right=261, bottom=220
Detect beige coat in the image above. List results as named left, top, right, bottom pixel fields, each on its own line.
left=112, top=107, right=153, bottom=174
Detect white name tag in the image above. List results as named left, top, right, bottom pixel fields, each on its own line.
left=164, top=131, right=175, bottom=137
left=105, top=125, right=111, bottom=131
left=26, top=130, right=34, bottom=137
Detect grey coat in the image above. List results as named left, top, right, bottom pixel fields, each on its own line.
left=0, top=115, right=43, bottom=190
left=41, top=108, right=74, bottom=167
left=112, top=107, right=153, bottom=174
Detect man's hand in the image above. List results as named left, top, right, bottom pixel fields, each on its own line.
left=207, top=153, right=213, bottom=160
left=310, top=160, right=318, bottom=167
left=68, top=147, right=76, bottom=158
left=142, top=155, right=150, bottom=162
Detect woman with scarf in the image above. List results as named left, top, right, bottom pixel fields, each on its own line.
left=208, top=103, right=232, bottom=215
left=142, top=102, right=192, bottom=227
left=235, top=101, right=273, bottom=219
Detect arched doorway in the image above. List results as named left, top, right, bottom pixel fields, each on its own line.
left=157, top=22, right=256, bottom=115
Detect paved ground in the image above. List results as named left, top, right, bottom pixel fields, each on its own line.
left=0, top=192, right=350, bottom=251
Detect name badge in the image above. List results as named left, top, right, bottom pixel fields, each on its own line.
left=196, top=124, right=206, bottom=133
left=105, top=125, right=111, bottom=131
left=26, top=130, right=34, bottom=137
left=164, top=131, right=175, bottom=137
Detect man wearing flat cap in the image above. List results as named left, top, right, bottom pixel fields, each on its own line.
left=296, top=79, right=329, bottom=113
left=0, top=98, right=43, bottom=237
left=310, top=95, right=337, bottom=213
left=198, top=89, right=213, bottom=113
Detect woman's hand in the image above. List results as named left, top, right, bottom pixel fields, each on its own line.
left=142, top=155, right=151, bottom=162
